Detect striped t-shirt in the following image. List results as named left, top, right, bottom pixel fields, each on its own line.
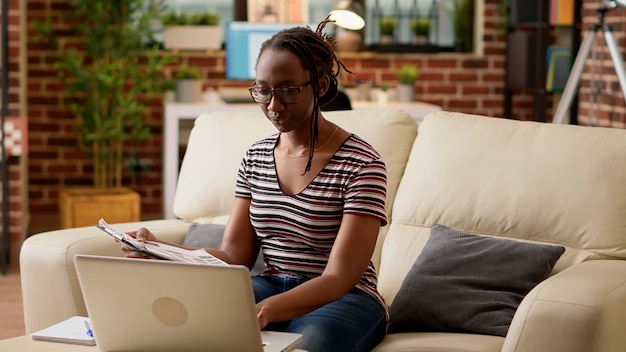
left=235, top=133, right=388, bottom=312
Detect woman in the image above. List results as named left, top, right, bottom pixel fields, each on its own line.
left=125, top=19, right=388, bottom=352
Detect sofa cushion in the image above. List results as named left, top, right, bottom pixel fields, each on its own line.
left=174, top=109, right=417, bottom=224
left=183, top=223, right=266, bottom=276
left=388, top=224, right=565, bottom=337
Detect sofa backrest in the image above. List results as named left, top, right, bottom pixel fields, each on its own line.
left=377, top=111, right=626, bottom=304
left=174, top=108, right=418, bottom=267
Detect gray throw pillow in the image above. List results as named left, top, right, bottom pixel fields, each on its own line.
left=388, top=224, right=565, bottom=337
left=183, top=223, right=266, bottom=276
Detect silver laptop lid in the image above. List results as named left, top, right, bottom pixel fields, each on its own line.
left=74, top=254, right=266, bottom=352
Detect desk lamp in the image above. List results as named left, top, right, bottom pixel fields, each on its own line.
left=329, top=0, right=366, bottom=52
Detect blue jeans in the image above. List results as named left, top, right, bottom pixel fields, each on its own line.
left=252, top=275, right=387, bottom=352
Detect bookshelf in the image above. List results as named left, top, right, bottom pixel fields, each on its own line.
left=504, top=0, right=581, bottom=122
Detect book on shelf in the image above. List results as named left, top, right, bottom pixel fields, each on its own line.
left=95, top=218, right=227, bottom=266
left=546, top=46, right=572, bottom=92
left=30, top=316, right=96, bottom=346
left=549, top=0, right=574, bottom=26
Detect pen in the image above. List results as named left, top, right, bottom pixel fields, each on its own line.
left=84, top=320, right=94, bottom=338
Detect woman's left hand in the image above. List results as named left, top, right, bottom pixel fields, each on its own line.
left=256, top=304, right=272, bottom=329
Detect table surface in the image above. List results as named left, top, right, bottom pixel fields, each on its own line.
left=0, top=335, right=307, bottom=352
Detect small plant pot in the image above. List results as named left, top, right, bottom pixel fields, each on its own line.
left=376, top=90, right=389, bottom=106
left=413, top=35, right=429, bottom=45
left=380, top=35, right=394, bottom=44
left=176, top=79, right=202, bottom=103
left=397, top=84, right=415, bottom=102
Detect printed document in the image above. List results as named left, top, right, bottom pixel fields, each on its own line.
left=95, top=218, right=227, bottom=266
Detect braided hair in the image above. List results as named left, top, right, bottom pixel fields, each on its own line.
left=257, top=17, right=354, bottom=173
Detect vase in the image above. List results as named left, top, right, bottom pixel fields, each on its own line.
left=176, top=80, right=202, bottom=103
left=335, top=29, right=362, bottom=52
left=59, top=187, right=140, bottom=229
left=397, top=84, right=415, bottom=102
left=380, top=35, right=394, bottom=44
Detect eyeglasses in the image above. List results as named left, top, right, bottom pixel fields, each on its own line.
left=248, top=81, right=311, bottom=104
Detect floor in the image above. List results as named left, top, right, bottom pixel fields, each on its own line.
left=0, top=212, right=89, bottom=340
left=0, top=261, right=23, bottom=340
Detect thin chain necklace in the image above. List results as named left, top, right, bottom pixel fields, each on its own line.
left=283, top=125, right=340, bottom=158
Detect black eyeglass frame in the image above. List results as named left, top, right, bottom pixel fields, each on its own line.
left=248, top=81, right=312, bottom=104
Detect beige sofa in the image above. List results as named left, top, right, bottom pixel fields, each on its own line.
left=21, top=109, right=626, bottom=352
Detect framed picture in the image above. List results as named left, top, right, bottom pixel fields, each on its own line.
left=247, top=0, right=309, bottom=23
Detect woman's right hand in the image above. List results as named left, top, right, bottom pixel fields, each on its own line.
left=121, top=227, right=157, bottom=259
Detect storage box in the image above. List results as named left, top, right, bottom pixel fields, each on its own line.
left=59, top=187, right=140, bottom=229
left=163, top=26, right=223, bottom=51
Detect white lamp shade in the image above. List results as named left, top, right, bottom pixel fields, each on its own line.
left=329, top=1, right=365, bottom=30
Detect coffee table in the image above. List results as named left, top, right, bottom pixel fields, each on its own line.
left=0, top=335, right=306, bottom=351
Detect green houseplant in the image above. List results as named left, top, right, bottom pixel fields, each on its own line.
left=34, top=0, right=172, bottom=188
left=33, top=0, right=173, bottom=226
left=452, top=0, right=475, bottom=52
left=411, top=17, right=431, bottom=44
left=379, top=17, right=397, bottom=44
left=175, top=65, right=203, bottom=102
left=162, top=10, right=222, bottom=51
left=397, top=64, right=419, bottom=85
left=396, top=64, right=420, bottom=102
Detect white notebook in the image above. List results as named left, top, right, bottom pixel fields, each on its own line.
left=30, top=316, right=96, bottom=346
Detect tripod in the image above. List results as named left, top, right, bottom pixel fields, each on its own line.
left=553, top=0, right=626, bottom=124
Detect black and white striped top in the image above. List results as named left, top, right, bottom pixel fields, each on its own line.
left=235, top=133, right=388, bottom=312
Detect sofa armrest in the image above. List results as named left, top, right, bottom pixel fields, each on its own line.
left=503, top=260, right=626, bottom=352
left=20, top=219, right=191, bottom=334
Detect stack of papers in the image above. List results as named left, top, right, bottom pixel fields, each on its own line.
left=30, top=316, right=96, bottom=346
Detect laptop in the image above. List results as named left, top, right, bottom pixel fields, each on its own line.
left=73, top=254, right=302, bottom=352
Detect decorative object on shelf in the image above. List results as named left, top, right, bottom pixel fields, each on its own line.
left=452, top=0, right=475, bottom=52
left=162, top=10, right=222, bottom=51
left=379, top=17, right=397, bottom=44
left=330, top=0, right=366, bottom=52
left=411, top=17, right=431, bottom=44
left=175, top=65, right=203, bottom=103
left=248, top=0, right=309, bottom=23
left=370, top=0, right=441, bottom=53
left=396, top=64, right=419, bottom=102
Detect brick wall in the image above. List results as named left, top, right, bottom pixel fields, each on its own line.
left=578, top=0, right=626, bottom=127
left=24, top=0, right=626, bottom=220
left=1, top=0, right=27, bottom=259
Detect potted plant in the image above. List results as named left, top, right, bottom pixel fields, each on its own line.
left=452, top=0, right=475, bottom=52
left=175, top=65, right=203, bottom=103
left=411, top=17, right=431, bottom=44
left=162, top=10, right=222, bottom=51
left=379, top=17, right=397, bottom=44
left=32, top=0, right=173, bottom=227
left=396, top=64, right=419, bottom=102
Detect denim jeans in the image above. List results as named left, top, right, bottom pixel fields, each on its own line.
left=252, top=275, right=387, bottom=352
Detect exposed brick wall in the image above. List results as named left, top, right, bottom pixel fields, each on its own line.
left=578, top=0, right=626, bottom=127
left=23, top=0, right=626, bottom=220
left=1, top=0, right=26, bottom=257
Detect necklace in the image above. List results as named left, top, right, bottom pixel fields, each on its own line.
left=283, top=125, right=340, bottom=158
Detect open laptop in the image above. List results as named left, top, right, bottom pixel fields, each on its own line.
left=74, top=254, right=302, bottom=352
